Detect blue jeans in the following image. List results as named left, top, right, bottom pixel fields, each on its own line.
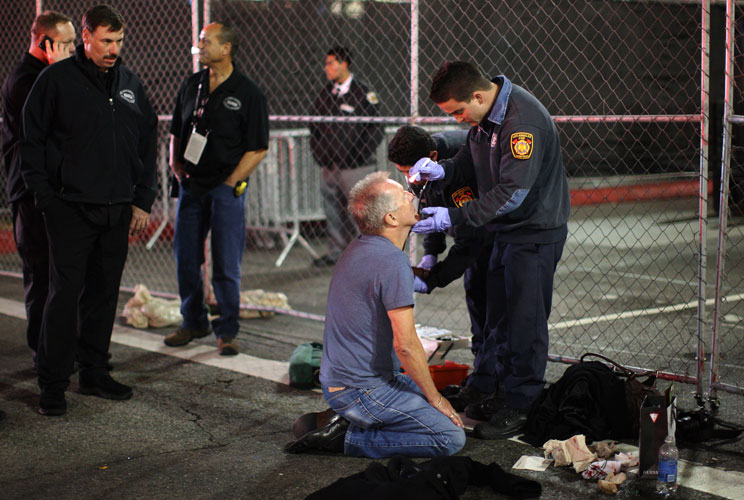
left=174, top=182, right=246, bottom=339
left=323, top=374, right=466, bottom=458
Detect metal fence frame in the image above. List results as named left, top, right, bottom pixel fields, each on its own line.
left=1, top=0, right=741, bottom=407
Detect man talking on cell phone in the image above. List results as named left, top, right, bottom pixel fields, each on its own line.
left=1, top=10, right=75, bottom=373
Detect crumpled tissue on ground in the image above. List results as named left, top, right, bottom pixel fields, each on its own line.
left=581, top=459, right=623, bottom=479
left=123, top=284, right=292, bottom=328
left=206, top=285, right=291, bottom=319
left=597, top=472, right=627, bottom=494
left=592, top=440, right=617, bottom=459
left=543, top=434, right=597, bottom=472
left=122, top=284, right=182, bottom=328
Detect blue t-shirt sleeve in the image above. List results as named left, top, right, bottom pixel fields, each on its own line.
left=380, top=252, right=414, bottom=311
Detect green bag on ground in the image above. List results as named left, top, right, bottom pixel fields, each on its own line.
left=289, top=342, right=323, bottom=389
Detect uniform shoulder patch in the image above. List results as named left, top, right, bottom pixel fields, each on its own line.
left=366, top=91, right=379, bottom=105
left=510, top=132, right=533, bottom=160
left=451, top=187, right=475, bottom=207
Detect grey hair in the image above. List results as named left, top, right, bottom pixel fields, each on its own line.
left=348, top=171, right=398, bottom=235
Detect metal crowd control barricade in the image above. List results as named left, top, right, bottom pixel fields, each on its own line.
left=246, top=130, right=324, bottom=267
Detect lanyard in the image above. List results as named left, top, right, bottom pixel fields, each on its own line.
left=191, top=80, right=210, bottom=129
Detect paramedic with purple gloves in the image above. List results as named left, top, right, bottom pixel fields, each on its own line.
left=409, top=61, right=570, bottom=440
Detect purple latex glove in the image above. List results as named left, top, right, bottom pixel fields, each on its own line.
left=417, top=254, right=437, bottom=270
left=408, top=157, right=445, bottom=183
left=412, top=206, right=451, bottom=233
left=414, top=275, right=429, bottom=293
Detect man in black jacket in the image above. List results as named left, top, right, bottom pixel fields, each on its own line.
left=309, top=46, right=383, bottom=266
left=20, top=4, right=158, bottom=416
left=1, top=10, right=75, bottom=370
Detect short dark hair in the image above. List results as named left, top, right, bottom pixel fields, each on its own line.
left=31, top=11, right=72, bottom=40
left=388, top=126, right=436, bottom=167
left=327, top=46, right=352, bottom=67
left=215, top=23, right=239, bottom=56
left=82, top=4, right=125, bottom=33
left=429, top=61, right=492, bottom=104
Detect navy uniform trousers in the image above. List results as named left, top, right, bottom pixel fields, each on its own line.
left=478, top=236, right=567, bottom=410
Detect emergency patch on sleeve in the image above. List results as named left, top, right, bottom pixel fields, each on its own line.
left=366, top=92, right=379, bottom=105
left=510, top=132, right=533, bottom=160
left=451, top=187, right=475, bottom=207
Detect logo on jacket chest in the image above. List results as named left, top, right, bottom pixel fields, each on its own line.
left=451, top=187, right=475, bottom=207
left=119, top=89, right=135, bottom=104
left=223, top=97, right=242, bottom=111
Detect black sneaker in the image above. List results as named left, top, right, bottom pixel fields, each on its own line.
left=465, top=390, right=505, bottom=421
left=39, top=389, right=67, bottom=416
left=312, top=255, right=337, bottom=267
left=441, top=384, right=463, bottom=397
left=445, top=385, right=485, bottom=412
left=79, top=373, right=133, bottom=400
left=473, top=407, right=528, bottom=440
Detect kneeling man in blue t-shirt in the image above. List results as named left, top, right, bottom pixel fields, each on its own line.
left=285, top=171, right=465, bottom=458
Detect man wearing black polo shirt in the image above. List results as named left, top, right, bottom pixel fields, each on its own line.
left=1, top=10, right=75, bottom=370
left=166, top=22, right=269, bottom=356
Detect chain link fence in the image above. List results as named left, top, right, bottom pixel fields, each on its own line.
left=0, top=0, right=741, bottom=403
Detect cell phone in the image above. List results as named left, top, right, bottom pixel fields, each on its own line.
left=38, top=36, right=54, bottom=51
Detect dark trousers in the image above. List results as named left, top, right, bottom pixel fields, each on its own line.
left=485, top=237, right=566, bottom=409
left=10, top=197, right=49, bottom=354
left=37, top=201, right=130, bottom=392
left=463, top=242, right=493, bottom=393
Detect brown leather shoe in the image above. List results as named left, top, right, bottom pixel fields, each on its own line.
left=164, top=326, right=212, bottom=347
left=217, top=337, right=239, bottom=356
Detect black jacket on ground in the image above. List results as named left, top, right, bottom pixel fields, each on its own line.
left=2, top=53, right=46, bottom=204
left=305, top=455, right=541, bottom=500
left=20, top=44, right=158, bottom=212
left=521, top=360, right=632, bottom=446
left=309, top=77, right=382, bottom=169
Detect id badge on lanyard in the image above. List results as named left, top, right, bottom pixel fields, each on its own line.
left=184, top=127, right=208, bottom=164
left=185, top=81, right=209, bottom=164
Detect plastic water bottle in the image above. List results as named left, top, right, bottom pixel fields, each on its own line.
left=657, top=434, right=679, bottom=496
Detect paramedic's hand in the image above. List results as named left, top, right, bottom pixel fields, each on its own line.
left=412, top=207, right=451, bottom=233
left=414, top=276, right=429, bottom=294
left=408, top=157, right=445, bottom=183
left=130, top=206, right=150, bottom=236
left=418, top=254, right=437, bottom=270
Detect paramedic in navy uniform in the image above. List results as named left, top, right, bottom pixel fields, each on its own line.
left=20, top=5, right=158, bottom=416
left=165, top=22, right=269, bottom=356
left=409, top=61, right=570, bottom=439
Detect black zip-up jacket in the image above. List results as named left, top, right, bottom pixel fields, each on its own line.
left=20, top=44, right=158, bottom=212
left=309, top=77, right=382, bottom=169
left=2, top=52, right=46, bottom=204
